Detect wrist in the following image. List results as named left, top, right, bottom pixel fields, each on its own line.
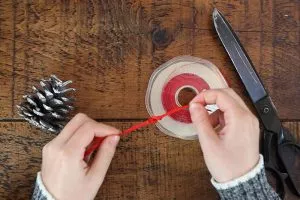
left=32, top=172, right=56, bottom=200
left=211, top=154, right=263, bottom=190
left=210, top=155, right=280, bottom=200
left=212, top=153, right=260, bottom=183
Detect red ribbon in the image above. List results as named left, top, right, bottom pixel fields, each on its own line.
left=161, top=73, right=209, bottom=123
left=84, top=105, right=189, bottom=159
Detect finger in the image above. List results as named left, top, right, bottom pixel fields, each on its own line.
left=209, top=109, right=221, bottom=128
left=191, top=90, right=221, bottom=127
left=52, top=113, right=90, bottom=145
left=65, top=120, right=120, bottom=157
left=87, top=135, right=119, bottom=184
left=222, top=88, right=250, bottom=111
left=189, top=102, right=219, bottom=146
left=191, top=89, right=243, bottom=116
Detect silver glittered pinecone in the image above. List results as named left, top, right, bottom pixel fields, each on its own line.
left=17, top=75, right=75, bottom=133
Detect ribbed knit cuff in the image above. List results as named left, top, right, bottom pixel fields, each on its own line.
left=211, top=155, right=280, bottom=200
left=32, top=172, right=55, bottom=200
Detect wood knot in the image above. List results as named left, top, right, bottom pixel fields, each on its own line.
left=152, top=28, right=173, bottom=50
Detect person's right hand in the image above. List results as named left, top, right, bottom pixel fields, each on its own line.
left=189, top=88, right=260, bottom=183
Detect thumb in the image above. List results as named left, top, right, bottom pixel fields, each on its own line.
left=88, top=135, right=120, bottom=184
left=189, top=102, right=219, bottom=146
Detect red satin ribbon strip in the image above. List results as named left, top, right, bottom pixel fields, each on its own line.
left=84, top=105, right=189, bottom=158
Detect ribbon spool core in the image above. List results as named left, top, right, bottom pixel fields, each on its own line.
left=175, top=86, right=198, bottom=107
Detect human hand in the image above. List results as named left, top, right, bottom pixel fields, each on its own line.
left=41, top=113, right=120, bottom=200
left=189, top=88, right=260, bottom=183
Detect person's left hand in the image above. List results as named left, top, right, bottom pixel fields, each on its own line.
left=41, top=113, right=120, bottom=200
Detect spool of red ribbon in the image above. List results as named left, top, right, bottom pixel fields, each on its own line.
left=146, top=56, right=228, bottom=140
left=161, top=73, right=210, bottom=123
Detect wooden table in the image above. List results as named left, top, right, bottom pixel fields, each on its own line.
left=0, top=0, right=299, bottom=199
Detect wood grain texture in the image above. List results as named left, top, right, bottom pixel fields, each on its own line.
left=0, top=0, right=299, bottom=119
left=283, top=121, right=300, bottom=143
left=0, top=0, right=14, bottom=118
left=0, top=0, right=299, bottom=199
left=0, top=122, right=217, bottom=200
left=0, top=121, right=299, bottom=200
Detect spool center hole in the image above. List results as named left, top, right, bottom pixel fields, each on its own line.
left=177, top=87, right=197, bottom=106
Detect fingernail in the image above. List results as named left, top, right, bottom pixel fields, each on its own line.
left=111, top=135, right=120, bottom=145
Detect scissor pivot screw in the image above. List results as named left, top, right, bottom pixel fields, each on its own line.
left=263, top=107, right=270, bottom=114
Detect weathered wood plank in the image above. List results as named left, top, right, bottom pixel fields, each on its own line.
left=0, top=0, right=299, bottom=120
left=128, top=0, right=299, bottom=32
left=0, top=121, right=299, bottom=199
left=0, top=1, right=14, bottom=118
left=272, top=0, right=300, bottom=120
left=0, top=122, right=217, bottom=200
left=3, top=27, right=300, bottom=120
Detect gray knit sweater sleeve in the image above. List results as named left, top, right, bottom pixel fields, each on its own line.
left=32, top=172, right=55, bottom=200
left=211, top=155, right=280, bottom=200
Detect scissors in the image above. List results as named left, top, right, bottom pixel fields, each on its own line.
left=212, top=8, right=300, bottom=199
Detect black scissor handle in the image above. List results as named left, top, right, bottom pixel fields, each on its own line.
left=262, top=131, right=283, bottom=168
left=262, top=130, right=288, bottom=198
left=264, top=164, right=288, bottom=199
left=277, top=138, right=300, bottom=196
left=263, top=128, right=300, bottom=197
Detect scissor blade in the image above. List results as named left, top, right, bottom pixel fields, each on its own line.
left=212, top=8, right=283, bottom=135
left=212, top=8, right=267, bottom=103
